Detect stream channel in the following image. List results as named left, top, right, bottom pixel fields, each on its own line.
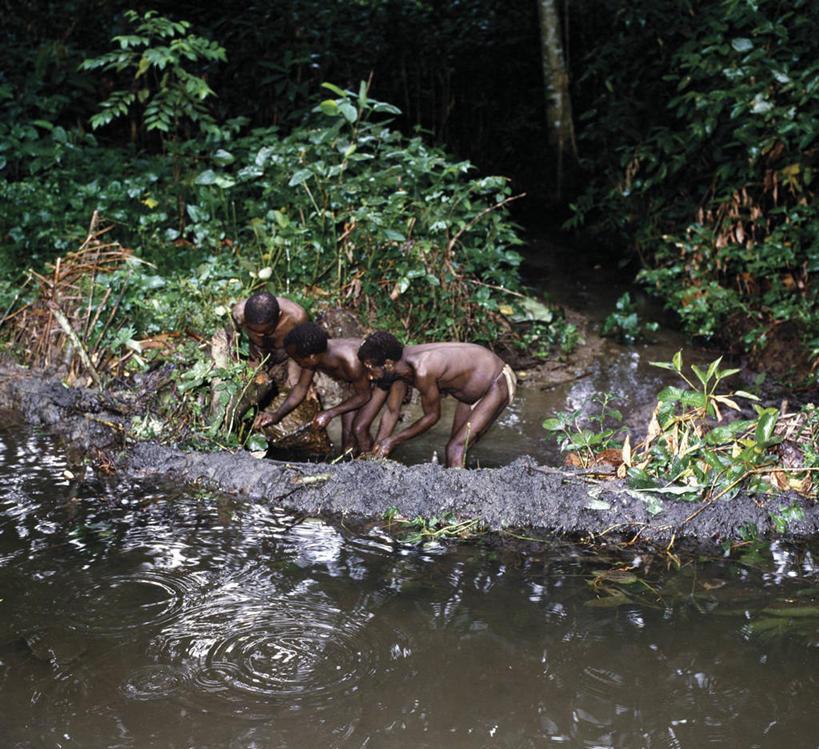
left=2, top=237, right=818, bottom=746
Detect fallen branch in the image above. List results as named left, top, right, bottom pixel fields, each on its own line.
left=46, top=301, right=102, bottom=389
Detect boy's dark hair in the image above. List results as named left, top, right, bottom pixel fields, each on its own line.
left=358, top=331, right=403, bottom=365
left=284, top=322, right=328, bottom=357
left=245, top=292, right=279, bottom=326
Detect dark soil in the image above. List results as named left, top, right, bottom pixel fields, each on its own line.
left=2, top=360, right=817, bottom=553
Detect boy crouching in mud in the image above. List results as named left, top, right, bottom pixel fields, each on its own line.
left=357, top=331, right=516, bottom=468
left=254, top=322, right=384, bottom=455
left=231, top=290, right=310, bottom=387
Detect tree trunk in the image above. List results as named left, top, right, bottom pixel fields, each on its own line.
left=537, top=0, right=577, bottom=200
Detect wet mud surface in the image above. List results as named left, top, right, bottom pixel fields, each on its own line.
left=2, top=361, right=818, bottom=551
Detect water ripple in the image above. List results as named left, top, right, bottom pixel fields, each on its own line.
left=120, top=664, right=187, bottom=701
left=73, top=570, right=201, bottom=635
left=159, top=593, right=403, bottom=718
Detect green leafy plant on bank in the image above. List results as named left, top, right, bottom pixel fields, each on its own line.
left=544, top=351, right=819, bottom=522
left=2, top=82, right=574, bottom=355
left=120, top=325, right=269, bottom=452
left=383, top=508, right=485, bottom=544
left=543, top=393, right=627, bottom=465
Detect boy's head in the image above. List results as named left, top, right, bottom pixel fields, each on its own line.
left=283, top=322, right=328, bottom=362
left=245, top=292, right=280, bottom=327
left=358, top=331, right=403, bottom=388
left=357, top=331, right=403, bottom=366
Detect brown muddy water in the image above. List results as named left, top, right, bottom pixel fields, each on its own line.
left=2, top=420, right=819, bottom=747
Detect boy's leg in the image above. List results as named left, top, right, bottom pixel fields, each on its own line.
left=450, top=401, right=472, bottom=439
left=445, top=381, right=509, bottom=468
left=340, top=411, right=356, bottom=454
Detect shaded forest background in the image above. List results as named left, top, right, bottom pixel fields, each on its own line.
left=2, top=0, right=818, bottom=383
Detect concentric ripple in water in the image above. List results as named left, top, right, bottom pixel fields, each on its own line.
left=157, top=592, right=404, bottom=718
left=73, top=570, right=203, bottom=635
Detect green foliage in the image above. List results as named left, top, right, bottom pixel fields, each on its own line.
left=383, top=509, right=484, bottom=544
left=569, top=0, right=819, bottom=364
left=122, top=81, right=534, bottom=346
left=543, top=393, right=627, bottom=463
left=208, top=81, right=526, bottom=344
left=770, top=502, right=805, bottom=534
left=545, top=350, right=819, bottom=507
left=601, top=292, right=660, bottom=344
left=628, top=352, right=773, bottom=502
left=0, top=75, right=557, bottom=350
left=79, top=10, right=227, bottom=143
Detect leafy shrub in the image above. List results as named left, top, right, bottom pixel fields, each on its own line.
left=176, top=81, right=528, bottom=344
left=545, top=350, right=819, bottom=504
left=569, top=0, right=819, bottom=366
left=2, top=9, right=572, bottom=354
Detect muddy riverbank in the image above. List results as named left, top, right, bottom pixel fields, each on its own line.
left=2, top=360, right=818, bottom=552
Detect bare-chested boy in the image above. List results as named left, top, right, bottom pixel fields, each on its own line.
left=356, top=331, right=516, bottom=468
left=254, top=322, right=384, bottom=454
left=231, top=290, right=309, bottom=386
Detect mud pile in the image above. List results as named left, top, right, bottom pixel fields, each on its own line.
left=2, top=361, right=817, bottom=550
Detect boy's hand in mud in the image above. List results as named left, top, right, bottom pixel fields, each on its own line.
left=253, top=411, right=276, bottom=430
left=312, top=412, right=332, bottom=430
left=372, top=438, right=395, bottom=459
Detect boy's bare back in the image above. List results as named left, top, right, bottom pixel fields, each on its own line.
left=312, top=338, right=369, bottom=384
left=401, top=343, right=506, bottom=403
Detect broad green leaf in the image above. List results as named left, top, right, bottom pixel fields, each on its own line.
left=716, top=367, right=739, bottom=379
left=213, top=149, right=235, bottom=166
left=755, top=408, right=779, bottom=446
left=136, top=55, right=151, bottom=77
left=321, top=82, right=347, bottom=97
left=372, top=102, right=402, bottom=114
left=288, top=168, right=313, bottom=187
left=734, top=390, right=759, bottom=401
left=246, top=434, right=268, bottom=452
left=319, top=99, right=339, bottom=117
left=195, top=169, right=218, bottom=185
left=705, top=357, right=722, bottom=382
left=339, top=101, right=358, bottom=123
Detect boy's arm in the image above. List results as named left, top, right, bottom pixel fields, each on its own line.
left=374, top=380, right=440, bottom=457
left=374, top=381, right=408, bottom=445
left=254, top=367, right=314, bottom=429
left=313, top=379, right=374, bottom=429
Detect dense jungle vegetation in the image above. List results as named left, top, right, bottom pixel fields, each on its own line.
left=1, top=0, right=818, bottom=383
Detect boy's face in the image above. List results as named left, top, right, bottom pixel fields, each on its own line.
left=362, top=358, right=398, bottom=388
left=285, top=344, right=320, bottom=369
left=244, top=321, right=276, bottom=348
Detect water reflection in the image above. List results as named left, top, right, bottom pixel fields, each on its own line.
left=1, top=421, right=818, bottom=747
